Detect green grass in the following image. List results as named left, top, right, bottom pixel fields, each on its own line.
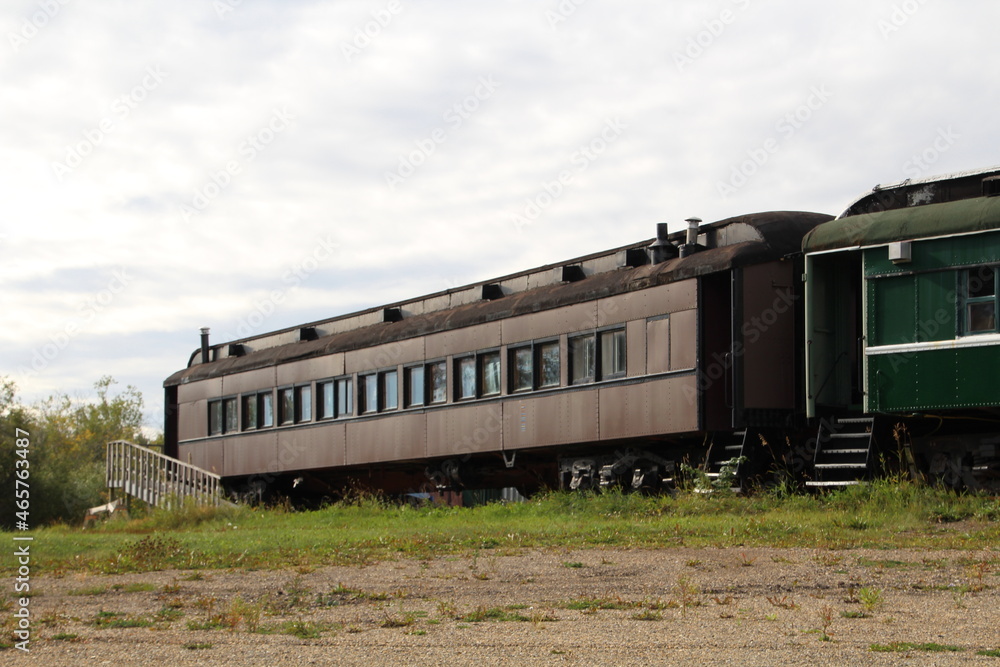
left=7, top=482, right=1000, bottom=575
left=871, top=642, right=965, bottom=653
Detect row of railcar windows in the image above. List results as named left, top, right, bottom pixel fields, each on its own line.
left=206, top=327, right=626, bottom=435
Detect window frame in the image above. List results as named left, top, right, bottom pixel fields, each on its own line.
left=961, top=266, right=998, bottom=336
left=427, top=360, right=448, bottom=405
left=569, top=327, right=626, bottom=384
left=404, top=364, right=425, bottom=408
left=508, top=338, right=560, bottom=392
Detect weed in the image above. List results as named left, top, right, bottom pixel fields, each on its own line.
left=840, top=610, right=867, bottom=619
left=816, top=605, right=834, bottom=641
left=685, top=559, right=702, bottom=568
left=183, top=642, right=213, bottom=650
left=50, top=633, right=79, bottom=641
left=282, top=619, right=328, bottom=639
left=562, top=561, right=585, bottom=569
left=712, top=594, right=735, bottom=606
left=155, top=606, right=184, bottom=622
left=160, top=581, right=182, bottom=595
left=858, top=587, right=883, bottom=612
left=458, top=606, right=531, bottom=623
left=380, top=610, right=418, bottom=628
left=870, top=642, right=964, bottom=653
left=738, top=552, right=755, bottom=567
left=673, top=577, right=702, bottom=614
left=765, top=595, right=797, bottom=610
left=181, top=572, right=206, bottom=581
left=69, top=585, right=108, bottom=596
left=631, top=609, right=663, bottom=621
left=561, top=596, right=633, bottom=611
left=978, top=649, right=1000, bottom=657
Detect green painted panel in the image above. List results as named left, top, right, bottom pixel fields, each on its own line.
left=869, top=275, right=915, bottom=346
left=915, top=270, right=957, bottom=342
left=865, top=229, right=1000, bottom=278
left=867, top=345, right=1000, bottom=412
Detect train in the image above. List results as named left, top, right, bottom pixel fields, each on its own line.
left=162, top=167, right=1000, bottom=501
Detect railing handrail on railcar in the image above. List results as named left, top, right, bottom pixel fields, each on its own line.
left=106, top=440, right=223, bottom=508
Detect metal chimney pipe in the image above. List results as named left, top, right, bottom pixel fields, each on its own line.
left=648, top=222, right=677, bottom=264
left=685, top=217, right=702, bottom=246
left=200, top=327, right=211, bottom=364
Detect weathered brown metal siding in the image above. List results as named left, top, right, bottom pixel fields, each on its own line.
left=501, top=391, right=599, bottom=451
left=347, top=413, right=427, bottom=465
left=277, top=423, right=346, bottom=471
left=178, top=439, right=224, bottom=475
left=221, top=368, right=277, bottom=395
left=626, top=320, right=646, bottom=377
left=426, top=322, right=501, bottom=359
left=598, top=375, right=699, bottom=439
left=646, top=317, right=671, bottom=375
left=345, top=339, right=421, bottom=374
left=500, top=303, right=596, bottom=345
left=427, top=404, right=503, bottom=458
left=224, top=431, right=277, bottom=477
left=669, top=309, right=698, bottom=370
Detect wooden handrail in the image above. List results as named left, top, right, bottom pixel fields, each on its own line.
left=106, top=440, right=223, bottom=507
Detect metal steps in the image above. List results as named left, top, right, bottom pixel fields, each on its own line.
left=703, top=430, right=750, bottom=493
left=106, top=440, right=225, bottom=508
left=805, top=417, right=875, bottom=489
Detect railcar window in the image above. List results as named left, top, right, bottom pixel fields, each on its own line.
left=569, top=335, right=596, bottom=384
left=383, top=370, right=399, bottom=411
left=538, top=341, right=560, bottom=388
left=317, top=381, right=335, bottom=420
left=224, top=397, right=238, bottom=433
left=511, top=346, right=533, bottom=392
left=964, top=267, right=997, bottom=334
left=428, top=361, right=447, bottom=404
left=457, top=357, right=476, bottom=400
left=259, top=391, right=274, bottom=427
left=279, top=388, right=295, bottom=425
left=480, top=351, right=501, bottom=396
left=406, top=366, right=425, bottom=407
left=600, top=329, right=627, bottom=379
left=297, top=385, right=312, bottom=422
left=208, top=400, right=223, bottom=435
left=361, top=374, right=378, bottom=414
left=242, top=394, right=258, bottom=430
left=336, top=377, right=353, bottom=417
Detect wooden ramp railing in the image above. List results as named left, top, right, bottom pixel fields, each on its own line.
left=106, top=440, right=223, bottom=507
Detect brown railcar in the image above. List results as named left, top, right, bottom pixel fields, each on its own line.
left=164, top=211, right=831, bottom=499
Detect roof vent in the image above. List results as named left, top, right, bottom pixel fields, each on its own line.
left=618, top=247, right=651, bottom=268
left=481, top=284, right=504, bottom=300
left=984, top=176, right=1000, bottom=197
left=199, top=327, right=211, bottom=364
left=647, top=222, right=678, bottom=264
left=383, top=307, right=403, bottom=323
left=299, top=326, right=318, bottom=341
left=228, top=343, right=246, bottom=357
left=561, top=265, right=586, bottom=283
left=679, top=217, right=704, bottom=258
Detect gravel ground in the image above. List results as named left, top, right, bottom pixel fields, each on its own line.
left=12, top=546, right=1000, bottom=665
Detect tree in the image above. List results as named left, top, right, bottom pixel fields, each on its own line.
left=1, top=376, right=154, bottom=527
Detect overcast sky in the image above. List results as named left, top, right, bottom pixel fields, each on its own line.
left=2, top=0, right=996, bottom=433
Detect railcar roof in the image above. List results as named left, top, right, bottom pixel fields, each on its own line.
left=166, top=210, right=830, bottom=386
left=802, top=195, right=1000, bottom=254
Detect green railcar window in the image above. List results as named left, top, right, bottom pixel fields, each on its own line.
left=963, top=267, right=997, bottom=335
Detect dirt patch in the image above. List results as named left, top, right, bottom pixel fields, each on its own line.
left=16, top=547, right=1000, bottom=665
